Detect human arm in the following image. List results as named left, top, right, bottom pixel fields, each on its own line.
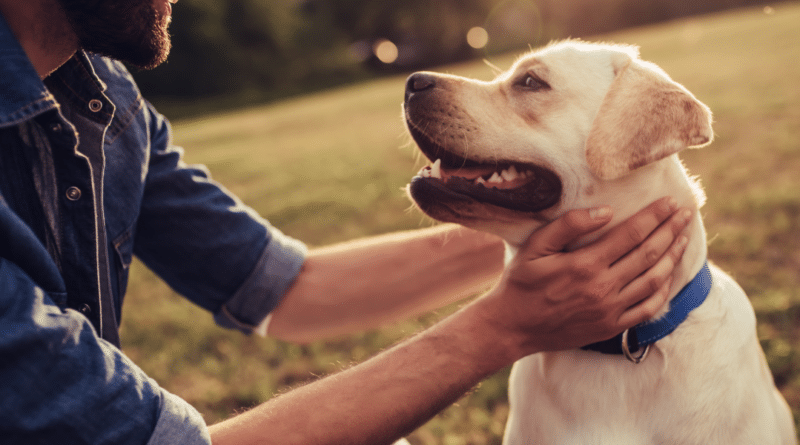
left=134, top=124, right=500, bottom=342
left=209, top=197, right=691, bottom=445
left=129, top=101, right=307, bottom=335
left=266, top=224, right=505, bottom=343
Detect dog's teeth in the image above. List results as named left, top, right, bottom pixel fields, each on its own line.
left=501, top=166, right=519, bottom=181
left=488, top=172, right=502, bottom=183
left=431, top=159, right=442, bottom=179
left=475, top=177, right=486, bottom=185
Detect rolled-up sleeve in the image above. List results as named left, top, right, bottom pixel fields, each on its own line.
left=147, top=391, right=211, bottom=445
left=213, top=232, right=307, bottom=333
left=0, top=258, right=211, bottom=445
left=134, top=102, right=306, bottom=334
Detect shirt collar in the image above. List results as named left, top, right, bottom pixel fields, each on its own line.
left=0, top=11, right=59, bottom=128
left=0, top=12, right=110, bottom=129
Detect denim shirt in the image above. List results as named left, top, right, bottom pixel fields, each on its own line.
left=0, top=12, right=306, bottom=444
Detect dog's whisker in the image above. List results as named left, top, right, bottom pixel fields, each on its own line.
left=482, top=58, right=504, bottom=76
left=459, top=130, right=471, bottom=169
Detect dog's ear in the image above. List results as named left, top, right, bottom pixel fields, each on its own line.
left=585, top=53, right=713, bottom=180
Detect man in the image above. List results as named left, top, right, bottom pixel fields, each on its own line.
left=0, top=0, right=692, bottom=444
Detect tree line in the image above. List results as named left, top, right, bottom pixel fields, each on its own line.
left=131, top=0, right=774, bottom=103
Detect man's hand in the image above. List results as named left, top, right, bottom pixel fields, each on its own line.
left=478, top=197, right=692, bottom=357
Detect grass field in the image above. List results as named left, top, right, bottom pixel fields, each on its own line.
left=120, top=3, right=800, bottom=443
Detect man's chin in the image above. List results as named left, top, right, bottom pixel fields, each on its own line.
left=82, top=31, right=170, bottom=70
left=123, top=42, right=171, bottom=70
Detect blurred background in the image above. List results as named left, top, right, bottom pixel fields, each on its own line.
left=119, top=1, right=800, bottom=444
left=132, top=0, right=776, bottom=116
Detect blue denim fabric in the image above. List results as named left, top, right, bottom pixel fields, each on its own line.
left=0, top=11, right=306, bottom=444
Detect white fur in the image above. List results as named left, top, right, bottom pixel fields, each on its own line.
left=405, top=41, right=796, bottom=444
left=505, top=266, right=794, bottom=444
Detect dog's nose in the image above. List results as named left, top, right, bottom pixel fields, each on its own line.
left=407, top=73, right=436, bottom=92
left=405, top=73, right=437, bottom=102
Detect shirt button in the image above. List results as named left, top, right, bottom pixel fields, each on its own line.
left=88, top=99, right=103, bottom=112
left=66, top=186, right=82, bottom=201
left=79, top=304, right=92, bottom=315
left=50, top=122, right=63, bottom=133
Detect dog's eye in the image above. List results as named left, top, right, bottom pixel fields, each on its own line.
left=518, top=74, right=549, bottom=91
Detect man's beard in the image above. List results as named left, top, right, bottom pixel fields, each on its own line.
left=58, top=0, right=171, bottom=70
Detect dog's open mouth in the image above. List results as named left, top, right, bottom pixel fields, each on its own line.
left=405, top=110, right=562, bottom=214
left=411, top=158, right=561, bottom=213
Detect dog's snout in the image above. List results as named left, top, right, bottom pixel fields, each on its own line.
left=405, top=73, right=437, bottom=102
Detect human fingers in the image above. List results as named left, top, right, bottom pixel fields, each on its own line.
left=589, top=197, right=679, bottom=265
left=520, top=206, right=613, bottom=259
left=614, top=232, right=689, bottom=326
left=616, top=275, right=673, bottom=330
left=610, top=207, right=693, bottom=284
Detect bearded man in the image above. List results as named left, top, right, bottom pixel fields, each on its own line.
left=0, top=1, right=691, bottom=444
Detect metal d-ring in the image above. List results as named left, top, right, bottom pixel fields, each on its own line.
left=621, top=328, right=650, bottom=364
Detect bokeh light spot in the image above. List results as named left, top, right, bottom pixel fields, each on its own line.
left=373, top=39, right=399, bottom=64
left=467, top=27, right=489, bottom=49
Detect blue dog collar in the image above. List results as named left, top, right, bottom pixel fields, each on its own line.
left=582, top=261, right=712, bottom=362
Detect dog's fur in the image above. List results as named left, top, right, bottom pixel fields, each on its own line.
left=404, top=40, right=796, bottom=444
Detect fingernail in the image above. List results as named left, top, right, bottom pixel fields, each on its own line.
left=679, top=208, right=692, bottom=225
left=590, top=206, right=612, bottom=220
left=678, top=235, right=689, bottom=250
left=665, top=197, right=678, bottom=211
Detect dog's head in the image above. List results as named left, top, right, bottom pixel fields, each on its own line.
left=404, top=40, right=712, bottom=245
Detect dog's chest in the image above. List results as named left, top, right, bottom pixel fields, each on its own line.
left=502, top=268, right=786, bottom=444
left=504, top=348, right=672, bottom=444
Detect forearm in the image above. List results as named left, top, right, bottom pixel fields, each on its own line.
left=267, top=224, right=505, bottom=343
left=210, top=300, right=517, bottom=445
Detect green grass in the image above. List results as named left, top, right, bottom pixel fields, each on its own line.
left=120, top=3, right=800, bottom=443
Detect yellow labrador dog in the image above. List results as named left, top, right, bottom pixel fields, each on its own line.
left=404, top=40, right=796, bottom=444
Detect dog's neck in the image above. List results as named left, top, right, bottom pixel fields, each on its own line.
left=506, top=155, right=708, bottom=320
left=592, top=157, right=707, bottom=315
